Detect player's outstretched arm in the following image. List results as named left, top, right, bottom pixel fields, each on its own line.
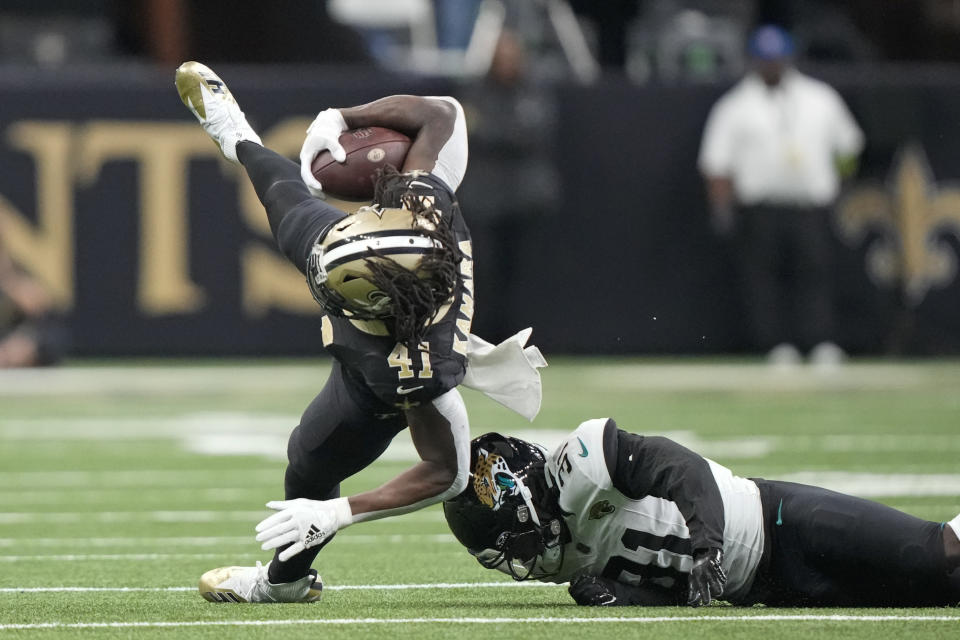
left=608, top=428, right=727, bottom=605
left=300, top=95, right=468, bottom=194
left=254, top=390, right=470, bottom=561
left=604, top=426, right=724, bottom=552
left=338, top=96, right=457, bottom=174
left=346, top=388, right=470, bottom=519
left=610, top=430, right=726, bottom=553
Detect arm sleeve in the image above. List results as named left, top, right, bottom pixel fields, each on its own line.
left=349, top=388, right=471, bottom=523
left=425, top=97, right=468, bottom=191
left=604, top=426, right=725, bottom=554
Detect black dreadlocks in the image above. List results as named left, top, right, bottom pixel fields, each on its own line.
left=364, top=167, right=464, bottom=346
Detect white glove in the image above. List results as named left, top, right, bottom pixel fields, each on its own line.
left=299, top=108, right=348, bottom=197
left=254, top=497, right=353, bottom=562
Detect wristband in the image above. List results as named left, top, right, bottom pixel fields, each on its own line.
left=331, top=496, right=354, bottom=529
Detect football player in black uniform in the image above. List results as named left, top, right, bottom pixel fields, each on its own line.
left=176, top=62, right=476, bottom=603
left=444, top=420, right=960, bottom=607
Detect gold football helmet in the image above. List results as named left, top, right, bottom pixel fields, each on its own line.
left=306, top=204, right=455, bottom=325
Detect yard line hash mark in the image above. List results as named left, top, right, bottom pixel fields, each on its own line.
left=0, top=581, right=558, bottom=593
left=1, top=615, right=958, bottom=630
left=0, top=534, right=453, bottom=548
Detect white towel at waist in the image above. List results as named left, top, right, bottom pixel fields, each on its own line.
left=461, top=328, right=547, bottom=421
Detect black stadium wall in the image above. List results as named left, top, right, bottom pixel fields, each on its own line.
left=1, top=65, right=958, bottom=356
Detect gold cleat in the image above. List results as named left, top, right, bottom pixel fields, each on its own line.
left=198, top=561, right=322, bottom=603
left=174, top=61, right=261, bottom=163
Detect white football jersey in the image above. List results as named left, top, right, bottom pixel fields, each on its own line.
left=542, top=419, right=765, bottom=601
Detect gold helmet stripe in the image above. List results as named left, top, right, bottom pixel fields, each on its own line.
left=320, top=235, right=440, bottom=269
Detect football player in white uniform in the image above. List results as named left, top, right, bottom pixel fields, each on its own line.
left=444, top=419, right=960, bottom=607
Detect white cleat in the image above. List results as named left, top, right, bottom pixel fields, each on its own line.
left=175, top=61, right=262, bottom=163
left=198, top=561, right=322, bottom=603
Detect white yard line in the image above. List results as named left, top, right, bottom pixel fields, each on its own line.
left=812, top=434, right=960, bottom=453
left=1, top=470, right=956, bottom=513
left=0, top=615, right=958, bottom=630
left=0, top=581, right=555, bottom=593
left=0, top=510, right=269, bottom=524
left=3, top=362, right=954, bottom=397
left=0, top=509, right=446, bottom=524
left=0, top=534, right=456, bottom=559
left=8, top=414, right=960, bottom=463
left=0, top=415, right=298, bottom=440
left=586, top=363, right=945, bottom=392
left=0, top=553, right=264, bottom=562
left=0, top=534, right=454, bottom=549
left=0, top=366, right=328, bottom=396
left=0, top=488, right=259, bottom=506
left=0, top=536, right=254, bottom=548
left=0, top=469, right=283, bottom=488
left=777, top=472, right=960, bottom=498
left=0, top=550, right=460, bottom=562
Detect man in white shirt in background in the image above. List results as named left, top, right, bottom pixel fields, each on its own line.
left=699, top=25, right=864, bottom=368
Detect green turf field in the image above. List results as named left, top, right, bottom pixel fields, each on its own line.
left=1, top=358, right=959, bottom=639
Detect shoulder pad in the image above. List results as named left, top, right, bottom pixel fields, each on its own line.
left=546, top=420, right=614, bottom=492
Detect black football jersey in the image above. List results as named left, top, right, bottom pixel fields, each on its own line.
left=280, top=173, right=473, bottom=409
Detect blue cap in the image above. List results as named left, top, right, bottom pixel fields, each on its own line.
left=748, top=25, right=794, bottom=60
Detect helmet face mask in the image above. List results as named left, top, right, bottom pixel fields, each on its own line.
left=443, top=433, right=566, bottom=581
left=473, top=517, right=565, bottom=581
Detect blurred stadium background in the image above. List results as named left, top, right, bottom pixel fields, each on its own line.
left=1, top=0, right=959, bottom=357
left=1, top=0, right=959, bottom=637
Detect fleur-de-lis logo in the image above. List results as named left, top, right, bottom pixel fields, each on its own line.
left=836, top=144, right=960, bottom=305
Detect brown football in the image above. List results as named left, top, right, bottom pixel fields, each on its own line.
left=311, top=126, right=412, bottom=200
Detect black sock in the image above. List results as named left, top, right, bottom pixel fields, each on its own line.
left=267, top=538, right=334, bottom=584
left=236, top=141, right=315, bottom=237
left=266, top=467, right=341, bottom=584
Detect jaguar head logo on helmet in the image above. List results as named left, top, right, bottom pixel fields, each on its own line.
left=443, top=433, right=567, bottom=581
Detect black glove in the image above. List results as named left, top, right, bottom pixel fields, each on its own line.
left=568, top=576, right=620, bottom=606
left=686, top=548, right=726, bottom=607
